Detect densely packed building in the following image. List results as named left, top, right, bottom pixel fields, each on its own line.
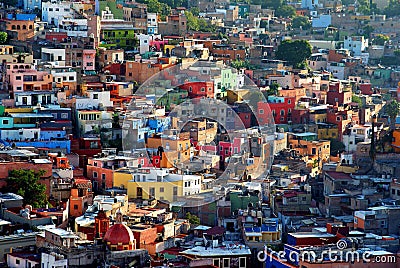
left=0, top=0, right=399, bottom=267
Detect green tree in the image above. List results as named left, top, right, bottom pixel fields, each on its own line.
left=362, top=25, right=374, bottom=39
left=275, top=39, right=312, bottom=68
left=185, top=11, right=215, bottom=32
left=144, top=0, right=171, bottom=17
left=260, top=0, right=283, bottom=9
left=186, top=212, right=200, bottom=224
left=6, top=170, right=48, bottom=208
left=372, top=34, right=389, bottom=45
left=384, top=0, right=400, bottom=17
left=330, top=139, right=345, bottom=156
left=0, top=32, right=7, bottom=44
left=190, top=7, right=200, bottom=16
left=185, top=11, right=199, bottom=31
left=386, top=100, right=400, bottom=129
left=352, top=94, right=363, bottom=107
left=292, top=16, right=311, bottom=30
left=275, top=5, right=296, bottom=18
left=267, top=82, right=280, bottom=96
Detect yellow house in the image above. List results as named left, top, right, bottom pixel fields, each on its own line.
left=113, top=168, right=133, bottom=189
left=309, top=123, right=338, bottom=140
left=114, top=167, right=202, bottom=202
left=127, top=180, right=183, bottom=202
left=226, top=89, right=249, bottom=105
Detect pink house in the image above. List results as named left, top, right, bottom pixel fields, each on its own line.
left=150, top=38, right=168, bottom=51
left=7, top=63, right=53, bottom=92
left=83, top=49, right=96, bottom=71
left=218, top=137, right=243, bottom=163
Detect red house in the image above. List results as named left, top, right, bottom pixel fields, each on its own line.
left=291, top=108, right=309, bottom=124
left=257, top=96, right=296, bottom=124
left=218, top=137, right=243, bottom=164
left=327, top=82, right=352, bottom=106
left=359, top=83, right=373, bottom=95
left=178, top=81, right=214, bottom=99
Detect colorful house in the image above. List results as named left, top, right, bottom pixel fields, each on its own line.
left=178, top=81, right=214, bottom=99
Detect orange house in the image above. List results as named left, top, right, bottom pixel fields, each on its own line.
left=69, top=179, right=93, bottom=217
left=147, top=134, right=191, bottom=168
left=5, top=20, right=35, bottom=41
left=392, top=129, right=400, bottom=153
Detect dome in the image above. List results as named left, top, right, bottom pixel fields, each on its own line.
left=104, top=223, right=135, bottom=250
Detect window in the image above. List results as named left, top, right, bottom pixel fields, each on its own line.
left=259, top=109, right=264, bottom=114
left=173, top=187, right=178, bottom=195
left=74, top=205, right=78, bottom=210
left=223, top=258, right=230, bottom=268
left=201, top=87, right=205, bottom=92
left=160, top=187, right=164, bottom=192
left=239, top=257, right=246, bottom=268
left=102, top=174, right=106, bottom=180
left=280, top=109, right=285, bottom=116
left=16, top=76, right=21, bottom=80
left=3, top=119, right=9, bottom=125
left=93, top=94, right=98, bottom=99
left=149, top=187, right=155, bottom=197
left=69, top=76, right=74, bottom=80
left=93, top=172, right=98, bottom=178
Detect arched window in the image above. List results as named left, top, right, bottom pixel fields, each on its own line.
left=280, top=109, right=285, bottom=116
left=12, top=25, right=16, bottom=30
left=17, top=25, right=20, bottom=30
left=22, top=25, right=27, bottom=30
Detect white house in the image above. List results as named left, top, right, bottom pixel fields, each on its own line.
left=147, top=13, right=158, bottom=34
left=343, top=36, right=368, bottom=56
left=41, top=252, right=68, bottom=268
left=42, top=1, right=73, bottom=26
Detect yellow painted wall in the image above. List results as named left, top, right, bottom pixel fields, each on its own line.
left=127, top=180, right=183, bottom=202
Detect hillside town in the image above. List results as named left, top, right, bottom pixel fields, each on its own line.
left=0, top=0, right=399, bottom=267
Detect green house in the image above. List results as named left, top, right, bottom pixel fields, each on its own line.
left=157, top=88, right=188, bottom=111
left=101, top=27, right=136, bottom=49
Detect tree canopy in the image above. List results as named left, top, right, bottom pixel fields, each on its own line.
left=185, top=11, right=215, bottom=32
left=275, top=5, right=296, bottom=18
left=383, top=0, right=400, bottom=17
left=330, top=139, right=345, bottom=156
left=352, top=94, right=363, bottom=107
left=386, top=100, right=400, bottom=129
left=186, top=212, right=200, bottom=224
left=275, top=40, right=312, bottom=68
left=139, top=0, right=171, bottom=18
left=292, top=16, right=311, bottom=30
left=0, top=32, right=7, bottom=44
left=372, top=34, right=389, bottom=45
left=6, top=169, right=48, bottom=208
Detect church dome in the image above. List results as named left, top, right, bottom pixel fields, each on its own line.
left=103, top=210, right=135, bottom=250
